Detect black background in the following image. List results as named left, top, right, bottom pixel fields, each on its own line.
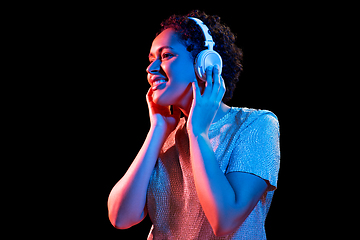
left=41, top=2, right=326, bottom=238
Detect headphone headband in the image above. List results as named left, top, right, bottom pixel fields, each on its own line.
left=188, top=17, right=215, bottom=51
left=188, top=17, right=222, bottom=81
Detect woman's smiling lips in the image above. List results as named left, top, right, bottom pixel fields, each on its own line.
left=151, top=77, right=168, bottom=90
left=152, top=79, right=167, bottom=90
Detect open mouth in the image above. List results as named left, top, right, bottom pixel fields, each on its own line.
left=152, top=79, right=168, bottom=90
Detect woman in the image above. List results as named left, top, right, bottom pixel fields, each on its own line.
left=108, top=10, right=280, bottom=239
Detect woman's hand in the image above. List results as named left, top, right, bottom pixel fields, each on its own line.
left=187, top=65, right=226, bottom=136
left=146, top=88, right=181, bottom=138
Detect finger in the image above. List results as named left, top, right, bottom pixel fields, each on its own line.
left=146, top=87, right=152, bottom=100
left=192, top=79, right=201, bottom=102
left=146, top=88, right=156, bottom=116
left=203, top=66, right=213, bottom=99
left=215, top=76, right=226, bottom=104
left=146, top=88, right=154, bottom=106
left=146, top=88, right=160, bottom=109
left=220, top=75, right=226, bottom=91
left=211, top=65, right=221, bottom=99
left=146, top=88, right=171, bottom=116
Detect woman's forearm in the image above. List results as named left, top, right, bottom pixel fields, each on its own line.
left=188, top=131, right=236, bottom=235
left=108, top=126, right=166, bottom=229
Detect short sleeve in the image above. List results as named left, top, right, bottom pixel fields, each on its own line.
left=226, top=112, right=280, bottom=191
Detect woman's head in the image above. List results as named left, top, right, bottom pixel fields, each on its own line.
left=147, top=10, right=243, bottom=107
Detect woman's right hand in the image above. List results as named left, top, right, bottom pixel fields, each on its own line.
left=146, top=88, right=181, bottom=138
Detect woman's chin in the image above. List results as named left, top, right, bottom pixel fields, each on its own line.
left=152, top=91, right=172, bottom=106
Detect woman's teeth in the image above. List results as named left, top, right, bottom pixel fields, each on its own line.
left=153, top=79, right=166, bottom=85
left=152, top=79, right=167, bottom=90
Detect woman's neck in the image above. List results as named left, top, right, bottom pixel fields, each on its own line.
left=175, top=82, right=231, bottom=123
left=212, top=102, right=231, bottom=123
left=181, top=101, right=231, bottom=124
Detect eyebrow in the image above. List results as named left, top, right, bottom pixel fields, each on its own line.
left=148, top=46, right=174, bottom=59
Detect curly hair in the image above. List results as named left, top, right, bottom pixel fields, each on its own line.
left=157, top=10, right=243, bottom=103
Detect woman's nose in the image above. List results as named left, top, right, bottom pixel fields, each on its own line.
left=146, top=59, right=161, bottom=74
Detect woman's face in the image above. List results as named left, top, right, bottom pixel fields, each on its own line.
left=147, top=28, right=196, bottom=108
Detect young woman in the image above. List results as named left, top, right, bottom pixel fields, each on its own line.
left=108, top=10, right=280, bottom=239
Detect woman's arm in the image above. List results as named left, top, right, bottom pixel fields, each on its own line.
left=188, top=132, right=268, bottom=236
left=108, top=89, right=181, bottom=229
left=187, top=66, right=268, bottom=236
left=108, top=126, right=165, bottom=229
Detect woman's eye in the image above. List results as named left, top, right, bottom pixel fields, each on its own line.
left=161, top=53, right=173, bottom=60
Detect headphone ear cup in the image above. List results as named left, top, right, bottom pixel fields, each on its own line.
left=194, top=50, right=223, bottom=81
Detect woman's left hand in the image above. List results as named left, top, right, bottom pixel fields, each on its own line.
left=187, top=65, right=226, bottom=136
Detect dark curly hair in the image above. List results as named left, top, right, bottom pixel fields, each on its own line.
left=157, top=10, right=243, bottom=103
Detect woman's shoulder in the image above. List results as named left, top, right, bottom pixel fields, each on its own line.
left=231, top=107, right=278, bottom=126
left=209, top=107, right=278, bottom=134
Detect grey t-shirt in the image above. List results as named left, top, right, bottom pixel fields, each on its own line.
left=146, top=107, right=280, bottom=239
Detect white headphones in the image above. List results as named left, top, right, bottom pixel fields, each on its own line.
left=188, top=17, right=223, bottom=81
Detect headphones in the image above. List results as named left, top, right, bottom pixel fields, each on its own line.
left=188, top=17, right=223, bottom=81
